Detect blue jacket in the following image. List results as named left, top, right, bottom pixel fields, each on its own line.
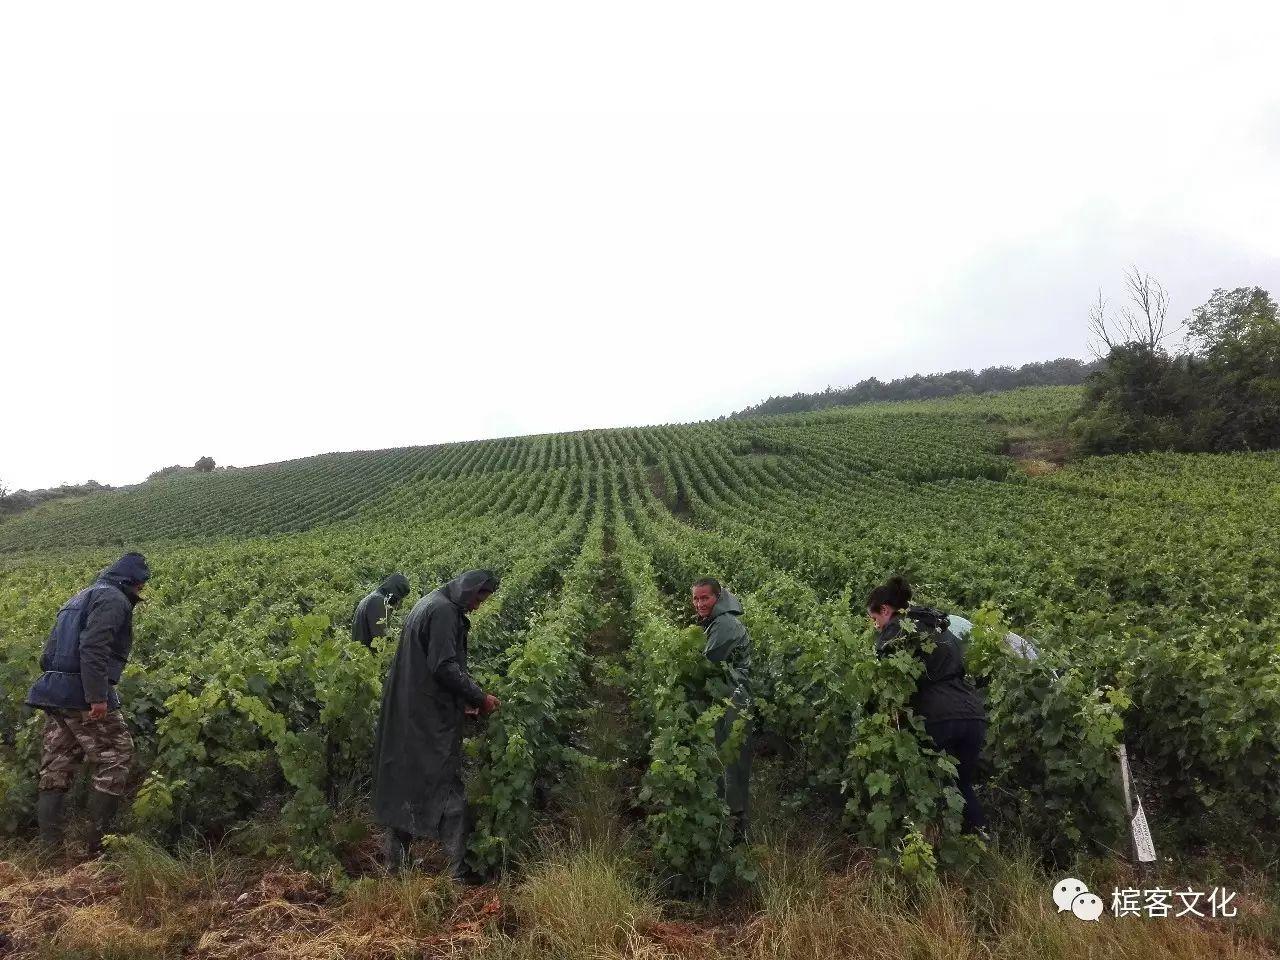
left=25, top=553, right=149, bottom=711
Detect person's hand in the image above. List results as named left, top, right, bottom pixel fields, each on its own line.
left=85, top=702, right=108, bottom=722
left=464, top=706, right=480, bottom=718
left=480, top=694, right=501, bottom=716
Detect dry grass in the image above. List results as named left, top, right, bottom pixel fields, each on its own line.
left=0, top=838, right=498, bottom=960
left=500, top=841, right=662, bottom=958
left=190, top=867, right=503, bottom=960
left=737, top=839, right=1280, bottom=960
left=1017, top=458, right=1062, bottom=476
left=46, top=905, right=173, bottom=959
left=1, top=835, right=1276, bottom=960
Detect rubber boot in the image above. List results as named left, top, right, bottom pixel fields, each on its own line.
left=441, top=809, right=482, bottom=885
left=86, top=790, right=121, bottom=856
left=37, top=790, right=68, bottom=854
left=382, top=829, right=412, bottom=873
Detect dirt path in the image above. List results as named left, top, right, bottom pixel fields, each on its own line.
left=561, top=520, right=650, bottom=842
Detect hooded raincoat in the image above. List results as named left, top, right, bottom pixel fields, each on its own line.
left=371, top=570, right=498, bottom=838
left=874, top=605, right=985, bottom=724
left=875, top=605, right=989, bottom=833
left=700, top=590, right=752, bottom=818
left=26, top=553, right=151, bottom=712
left=352, top=573, right=411, bottom=647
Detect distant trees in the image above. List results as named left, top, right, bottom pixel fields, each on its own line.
left=1074, top=273, right=1280, bottom=454
left=731, top=357, right=1102, bottom=419
left=0, top=479, right=112, bottom=518
left=149, top=456, right=218, bottom=481
left=1183, top=287, right=1280, bottom=451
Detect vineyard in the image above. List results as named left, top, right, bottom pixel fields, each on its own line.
left=1, top=385, right=1278, bottom=957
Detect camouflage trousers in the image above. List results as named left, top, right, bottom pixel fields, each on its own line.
left=38, top=708, right=134, bottom=797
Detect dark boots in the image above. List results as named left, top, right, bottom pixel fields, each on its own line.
left=440, top=810, right=468, bottom=881
left=382, top=821, right=484, bottom=885
left=440, top=808, right=486, bottom=885
left=38, top=789, right=124, bottom=859
left=37, top=790, right=67, bottom=854
left=86, top=790, right=121, bottom=856
left=382, top=829, right=413, bottom=873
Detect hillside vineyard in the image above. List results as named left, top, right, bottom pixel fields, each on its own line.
left=2, top=387, right=1278, bottom=885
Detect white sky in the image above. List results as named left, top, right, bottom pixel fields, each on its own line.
left=2, top=1, right=1278, bottom=491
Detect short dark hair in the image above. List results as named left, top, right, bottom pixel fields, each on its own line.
left=866, top=575, right=912, bottom=611
left=692, top=577, right=722, bottom=597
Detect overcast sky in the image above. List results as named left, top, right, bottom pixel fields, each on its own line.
left=2, top=2, right=1278, bottom=491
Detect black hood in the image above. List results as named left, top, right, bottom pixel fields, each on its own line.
left=99, top=552, right=150, bottom=592
left=443, top=569, right=500, bottom=610
left=905, top=605, right=950, bottom=634
left=379, top=572, right=411, bottom=604
left=876, top=604, right=951, bottom=654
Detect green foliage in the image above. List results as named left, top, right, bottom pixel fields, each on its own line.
left=1186, top=286, right=1279, bottom=357
left=0, top=446, right=440, bottom=551
left=837, top=650, right=965, bottom=853
left=1075, top=286, right=1280, bottom=454
left=1, top=387, right=1276, bottom=888
left=1072, top=345, right=1191, bottom=453
left=965, top=608, right=1126, bottom=853
left=468, top=504, right=603, bottom=873
left=613, top=489, right=753, bottom=893
left=1121, top=617, right=1280, bottom=835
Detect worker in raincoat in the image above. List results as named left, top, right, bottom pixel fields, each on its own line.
left=867, top=575, right=989, bottom=834
left=692, top=577, right=752, bottom=844
left=27, top=552, right=151, bottom=857
left=372, top=570, right=500, bottom=880
left=351, top=572, right=411, bottom=647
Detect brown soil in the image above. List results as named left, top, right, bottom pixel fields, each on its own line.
left=0, top=854, right=511, bottom=960
left=1007, top=435, right=1072, bottom=467
left=646, top=466, right=669, bottom=505
left=645, top=466, right=692, bottom=521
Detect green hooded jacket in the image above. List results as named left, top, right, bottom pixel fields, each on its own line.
left=701, top=590, right=751, bottom=703
left=701, top=589, right=752, bottom=817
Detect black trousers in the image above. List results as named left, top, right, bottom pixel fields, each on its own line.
left=925, top=718, right=988, bottom=834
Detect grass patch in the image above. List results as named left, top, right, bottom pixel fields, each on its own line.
left=5, top=783, right=1279, bottom=960
left=44, top=906, right=174, bottom=960
left=340, top=871, right=461, bottom=939
left=740, top=836, right=1280, bottom=960
left=102, top=833, right=222, bottom=914
left=501, top=841, right=661, bottom=959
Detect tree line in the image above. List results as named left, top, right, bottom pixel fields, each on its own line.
left=1, top=457, right=218, bottom=520
left=0, top=480, right=114, bottom=518
left=729, top=357, right=1104, bottom=419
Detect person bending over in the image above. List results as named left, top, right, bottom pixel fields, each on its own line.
left=867, top=575, right=989, bottom=835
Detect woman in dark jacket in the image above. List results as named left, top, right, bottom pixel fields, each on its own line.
left=867, top=576, right=989, bottom=834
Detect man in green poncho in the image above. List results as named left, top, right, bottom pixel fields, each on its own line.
left=351, top=573, right=411, bottom=647
left=372, top=570, right=501, bottom=881
left=692, top=577, right=752, bottom=844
